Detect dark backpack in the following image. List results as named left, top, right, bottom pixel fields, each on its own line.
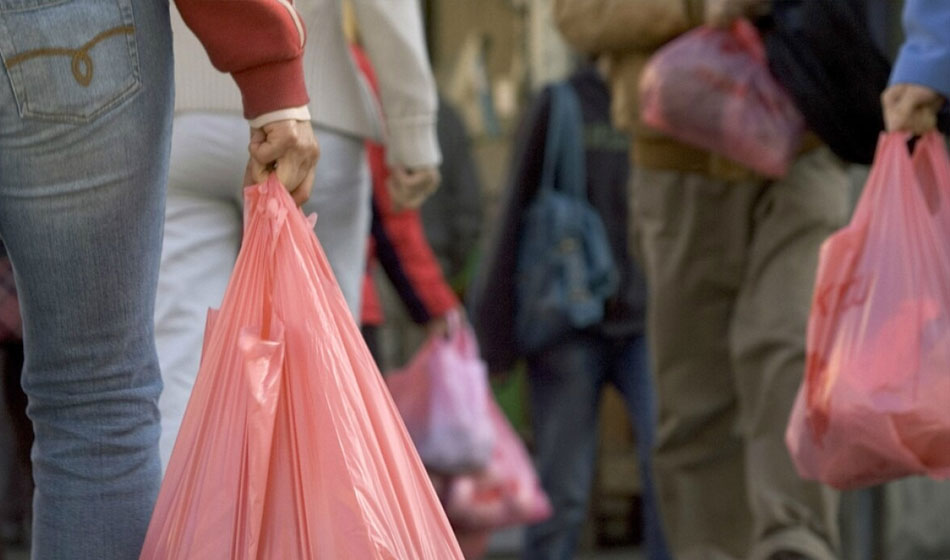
left=514, top=82, right=617, bottom=355
left=759, top=0, right=891, bottom=164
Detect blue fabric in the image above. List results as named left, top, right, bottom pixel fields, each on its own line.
left=523, top=333, right=670, bottom=560
left=0, top=1, right=173, bottom=557
left=514, top=82, right=617, bottom=355
left=891, top=0, right=950, bottom=97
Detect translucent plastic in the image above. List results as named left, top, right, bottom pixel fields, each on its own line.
left=639, top=20, right=805, bottom=178
left=385, top=311, right=495, bottom=474
left=787, top=133, right=950, bottom=490
left=140, top=176, right=463, bottom=559
left=441, top=399, right=552, bottom=530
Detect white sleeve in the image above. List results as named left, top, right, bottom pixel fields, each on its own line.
left=352, top=0, right=442, bottom=168
left=247, top=106, right=313, bottom=128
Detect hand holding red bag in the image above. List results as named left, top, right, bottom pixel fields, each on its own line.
left=787, top=132, right=950, bottom=490
left=385, top=310, right=496, bottom=475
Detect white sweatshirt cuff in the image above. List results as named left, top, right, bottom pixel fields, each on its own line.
left=248, top=106, right=312, bottom=128
left=385, top=119, right=443, bottom=169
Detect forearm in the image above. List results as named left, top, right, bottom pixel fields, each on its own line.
left=353, top=0, right=440, bottom=167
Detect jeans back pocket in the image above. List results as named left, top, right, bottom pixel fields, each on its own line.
left=0, top=0, right=140, bottom=123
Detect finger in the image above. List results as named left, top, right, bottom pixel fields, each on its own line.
left=886, top=93, right=917, bottom=132
left=290, top=167, right=315, bottom=207
left=908, top=108, right=939, bottom=135
left=394, top=168, right=434, bottom=195
left=399, top=190, right=428, bottom=211
left=404, top=171, right=440, bottom=207
left=244, top=158, right=270, bottom=186
left=250, top=124, right=295, bottom=167
left=247, top=128, right=268, bottom=168
left=881, top=85, right=904, bottom=111
left=385, top=176, right=408, bottom=212
left=274, top=155, right=306, bottom=194
left=273, top=141, right=319, bottom=196
left=248, top=127, right=267, bottom=146
left=243, top=160, right=255, bottom=188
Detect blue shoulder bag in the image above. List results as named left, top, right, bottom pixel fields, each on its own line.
left=514, top=82, right=618, bottom=355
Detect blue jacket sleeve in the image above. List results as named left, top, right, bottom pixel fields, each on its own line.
left=891, top=0, right=950, bottom=97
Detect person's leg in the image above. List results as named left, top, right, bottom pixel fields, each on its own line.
left=610, top=335, right=671, bottom=560
left=301, top=127, right=371, bottom=320
left=631, top=167, right=757, bottom=560
left=731, top=147, right=847, bottom=560
left=155, top=113, right=247, bottom=469
left=0, top=0, right=173, bottom=557
left=523, top=334, right=606, bottom=560
left=884, top=478, right=950, bottom=560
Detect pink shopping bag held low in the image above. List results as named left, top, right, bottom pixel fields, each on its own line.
left=385, top=310, right=495, bottom=474
left=140, top=176, right=462, bottom=559
left=787, top=132, right=950, bottom=490
left=441, top=399, right=552, bottom=531
left=639, top=19, right=804, bottom=178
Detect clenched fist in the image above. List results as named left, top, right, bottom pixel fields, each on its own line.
left=244, top=119, right=320, bottom=207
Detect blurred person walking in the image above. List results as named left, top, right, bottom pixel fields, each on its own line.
left=155, top=0, right=442, bottom=469
left=470, top=65, right=669, bottom=560
left=351, top=43, right=462, bottom=364
left=879, top=3, right=950, bottom=560
left=554, top=1, right=849, bottom=559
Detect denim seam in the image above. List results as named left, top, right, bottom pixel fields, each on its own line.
left=0, top=11, right=22, bottom=112
left=7, top=25, right=135, bottom=86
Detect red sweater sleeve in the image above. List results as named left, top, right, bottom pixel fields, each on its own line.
left=368, top=141, right=459, bottom=323
left=174, top=0, right=309, bottom=119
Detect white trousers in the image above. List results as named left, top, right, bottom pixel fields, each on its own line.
left=155, top=113, right=370, bottom=468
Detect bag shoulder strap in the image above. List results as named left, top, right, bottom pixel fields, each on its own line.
left=540, top=81, right=588, bottom=200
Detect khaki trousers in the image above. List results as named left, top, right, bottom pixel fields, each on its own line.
left=631, top=147, right=849, bottom=560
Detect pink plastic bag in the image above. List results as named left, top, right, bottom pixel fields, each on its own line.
left=639, top=20, right=804, bottom=177
left=140, top=176, right=463, bottom=559
left=441, top=399, right=552, bottom=531
left=786, top=132, right=950, bottom=490
left=386, top=311, right=495, bottom=474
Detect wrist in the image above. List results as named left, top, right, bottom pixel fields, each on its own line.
left=248, top=106, right=312, bottom=129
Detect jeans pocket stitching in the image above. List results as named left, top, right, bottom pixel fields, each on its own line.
left=0, top=0, right=141, bottom=123
left=7, top=24, right=134, bottom=87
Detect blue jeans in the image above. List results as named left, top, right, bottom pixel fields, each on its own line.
left=524, top=332, right=670, bottom=560
left=0, top=1, right=173, bottom=558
